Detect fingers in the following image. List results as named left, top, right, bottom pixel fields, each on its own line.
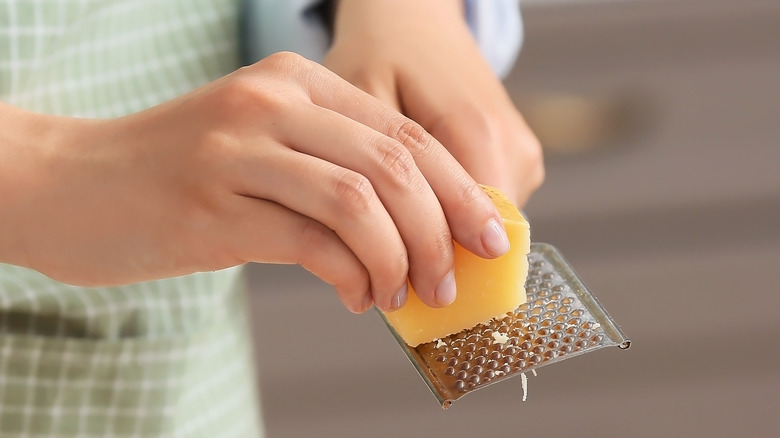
left=236, top=147, right=410, bottom=312
left=303, top=72, right=510, bottom=261
left=237, top=54, right=509, bottom=309
left=276, top=103, right=464, bottom=308
left=228, top=195, right=372, bottom=314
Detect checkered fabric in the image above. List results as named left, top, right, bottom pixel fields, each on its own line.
left=0, top=0, right=263, bottom=436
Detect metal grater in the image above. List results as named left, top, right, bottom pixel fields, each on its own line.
left=378, top=242, right=630, bottom=408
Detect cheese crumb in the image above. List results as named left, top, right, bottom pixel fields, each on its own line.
left=531, top=369, right=537, bottom=377
left=521, top=372, right=528, bottom=401
left=592, top=322, right=602, bottom=330
left=434, top=339, right=446, bottom=349
left=491, top=332, right=509, bottom=345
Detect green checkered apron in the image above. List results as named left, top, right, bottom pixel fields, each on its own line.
left=0, top=0, right=263, bottom=436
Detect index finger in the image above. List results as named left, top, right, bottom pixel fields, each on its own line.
left=305, top=67, right=509, bottom=253
left=298, top=61, right=511, bottom=301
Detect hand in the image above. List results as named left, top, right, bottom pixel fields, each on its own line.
left=324, top=0, right=544, bottom=207
left=0, top=52, right=512, bottom=313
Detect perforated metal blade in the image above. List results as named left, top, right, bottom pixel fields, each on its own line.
left=379, top=242, right=630, bottom=408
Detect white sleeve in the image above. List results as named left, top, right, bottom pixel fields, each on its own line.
left=463, top=0, right=524, bottom=78
left=239, top=0, right=524, bottom=78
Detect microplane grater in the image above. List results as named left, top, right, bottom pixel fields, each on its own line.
left=378, top=242, right=630, bottom=408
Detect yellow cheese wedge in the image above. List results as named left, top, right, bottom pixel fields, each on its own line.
left=383, top=186, right=530, bottom=347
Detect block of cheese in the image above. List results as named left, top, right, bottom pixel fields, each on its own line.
left=383, top=186, right=530, bottom=347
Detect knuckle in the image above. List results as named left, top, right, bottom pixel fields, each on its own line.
left=259, top=51, right=309, bottom=72
left=376, top=139, right=417, bottom=188
left=423, top=230, right=453, bottom=265
left=456, top=179, right=486, bottom=208
left=221, top=74, right=288, bottom=114
left=331, top=170, right=376, bottom=217
left=261, top=51, right=321, bottom=87
left=217, top=74, right=255, bottom=108
left=391, top=118, right=437, bottom=158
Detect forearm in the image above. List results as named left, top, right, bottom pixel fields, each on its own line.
left=0, top=104, right=46, bottom=267
left=0, top=103, right=90, bottom=268
left=331, top=0, right=466, bottom=45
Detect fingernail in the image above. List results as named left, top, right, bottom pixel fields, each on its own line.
left=482, top=218, right=510, bottom=257
left=434, top=270, right=457, bottom=306
left=388, top=283, right=408, bottom=312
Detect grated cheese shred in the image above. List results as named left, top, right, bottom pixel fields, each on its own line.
left=491, top=332, right=509, bottom=345
left=521, top=372, right=528, bottom=401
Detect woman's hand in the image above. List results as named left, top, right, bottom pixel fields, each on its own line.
left=324, top=0, right=544, bottom=207
left=0, top=52, right=512, bottom=313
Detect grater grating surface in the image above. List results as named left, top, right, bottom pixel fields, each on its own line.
left=379, top=242, right=630, bottom=408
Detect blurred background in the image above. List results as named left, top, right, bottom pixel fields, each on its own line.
left=248, top=0, right=780, bottom=436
